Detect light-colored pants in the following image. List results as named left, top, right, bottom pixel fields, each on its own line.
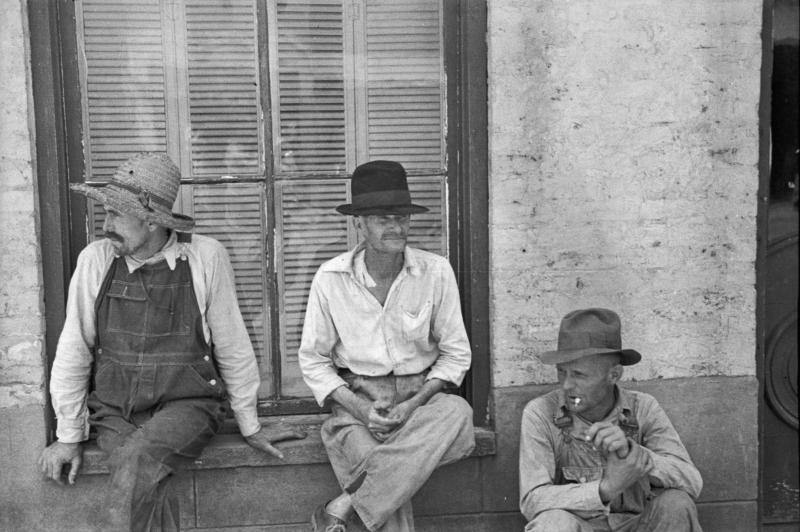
left=525, top=489, right=703, bottom=532
left=321, top=374, right=475, bottom=532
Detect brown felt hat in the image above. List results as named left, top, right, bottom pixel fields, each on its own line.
left=70, top=153, right=194, bottom=232
left=539, top=308, right=641, bottom=366
left=336, top=160, right=429, bottom=216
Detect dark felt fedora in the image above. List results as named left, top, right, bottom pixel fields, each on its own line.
left=539, top=308, right=641, bottom=366
left=336, top=160, right=429, bottom=216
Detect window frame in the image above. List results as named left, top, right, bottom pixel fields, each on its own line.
left=30, top=0, right=489, bottom=436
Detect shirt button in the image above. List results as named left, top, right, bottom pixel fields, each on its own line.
left=203, top=355, right=210, bottom=361
left=209, top=379, right=217, bottom=386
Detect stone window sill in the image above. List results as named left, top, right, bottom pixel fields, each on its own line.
left=79, top=417, right=496, bottom=475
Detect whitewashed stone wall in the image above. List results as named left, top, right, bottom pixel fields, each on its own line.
left=0, top=0, right=45, bottom=408
left=487, top=0, right=762, bottom=386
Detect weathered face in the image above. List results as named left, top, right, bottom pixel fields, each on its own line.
left=356, top=214, right=410, bottom=255
left=556, top=354, right=622, bottom=421
left=102, top=205, right=155, bottom=258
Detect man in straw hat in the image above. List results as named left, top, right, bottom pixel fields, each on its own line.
left=38, top=153, right=305, bottom=531
left=519, top=308, right=703, bottom=531
left=298, top=160, right=475, bottom=531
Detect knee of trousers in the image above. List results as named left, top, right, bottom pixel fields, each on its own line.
left=526, top=509, right=585, bottom=532
left=109, top=436, right=172, bottom=481
left=649, top=489, right=696, bottom=513
left=648, top=489, right=697, bottom=516
left=434, top=394, right=473, bottom=425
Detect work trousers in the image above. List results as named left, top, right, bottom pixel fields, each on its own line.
left=525, top=488, right=703, bottom=532
left=321, top=374, right=475, bottom=532
left=94, top=398, right=225, bottom=532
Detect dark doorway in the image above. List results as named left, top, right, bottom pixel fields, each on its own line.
left=761, top=0, right=798, bottom=530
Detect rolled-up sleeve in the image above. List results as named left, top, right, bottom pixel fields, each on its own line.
left=426, top=262, right=471, bottom=387
left=200, top=240, right=261, bottom=437
left=297, top=271, right=347, bottom=406
left=519, top=400, right=606, bottom=520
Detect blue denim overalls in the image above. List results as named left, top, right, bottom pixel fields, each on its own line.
left=87, top=238, right=228, bottom=531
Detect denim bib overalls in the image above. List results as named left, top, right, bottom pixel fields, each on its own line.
left=87, top=240, right=229, bottom=531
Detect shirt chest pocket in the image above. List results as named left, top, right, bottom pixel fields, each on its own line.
left=562, top=466, right=604, bottom=485
left=400, top=301, right=432, bottom=341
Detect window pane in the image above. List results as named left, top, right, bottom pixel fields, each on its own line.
left=79, top=0, right=168, bottom=179
left=271, top=0, right=348, bottom=174
left=184, top=0, right=263, bottom=177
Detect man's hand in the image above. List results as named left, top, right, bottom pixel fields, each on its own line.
left=38, top=441, right=82, bottom=485
left=365, top=400, right=402, bottom=441
left=586, top=421, right=630, bottom=458
left=244, top=425, right=307, bottom=460
left=598, top=441, right=653, bottom=502
left=386, top=398, right=421, bottom=427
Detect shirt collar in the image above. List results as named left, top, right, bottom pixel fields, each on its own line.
left=122, top=230, right=179, bottom=273
left=321, top=243, right=424, bottom=279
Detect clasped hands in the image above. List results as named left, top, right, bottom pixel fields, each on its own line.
left=585, top=421, right=654, bottom=503
left=360, top=398, right=417, bottom=442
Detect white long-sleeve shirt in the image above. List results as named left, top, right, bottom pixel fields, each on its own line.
left=298, top=245, right=472, bottom=405
left=50, top=232, right=262, bottom=442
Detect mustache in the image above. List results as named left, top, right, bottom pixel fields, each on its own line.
left=104, top=232, right=122, bottom=242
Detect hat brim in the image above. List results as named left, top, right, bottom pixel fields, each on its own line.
left=335, top=203, right=429, bottom=216
left=539, top=347, right=641, bottom=366
left=71, top=183, right=195, bottom=232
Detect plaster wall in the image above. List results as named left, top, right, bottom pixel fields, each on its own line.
left=0, top=0, right=45, bottom=408
left=487, top=0, right=762, bottom=386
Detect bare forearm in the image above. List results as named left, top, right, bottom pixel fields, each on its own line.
left=329, top=385, right=371, bottom=421
left=407, top=377, right=445, bottom=408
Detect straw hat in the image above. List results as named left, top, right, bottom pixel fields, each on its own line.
left=336, top=160, right=429, bottom=216
left=539, top=308, right=641, bottom=366
left=70, top=153, right=194, bottom=231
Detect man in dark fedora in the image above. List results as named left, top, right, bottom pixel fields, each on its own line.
left=519, top=308, right=703, bottom=532
left=299, top=160, right=475, bottom=531
left=37, top=153, right=305, bottom=531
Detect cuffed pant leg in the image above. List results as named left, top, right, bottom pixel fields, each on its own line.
left=322, top=394, right=475, bottom=532
left=94, top=399, right=224, bottom=532
left=525, top=510, right=596, bottom=532
left=635, top=489, right=703, bottom=532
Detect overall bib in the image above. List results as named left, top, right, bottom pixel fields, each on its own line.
left=88, top=250, right=227, bottom=532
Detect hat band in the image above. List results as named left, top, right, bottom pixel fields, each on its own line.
left=110, top=180, right=173, bottom=211
left=558, top=331, right=621, bottom=351
left=351, top=189, right=412, bottom=209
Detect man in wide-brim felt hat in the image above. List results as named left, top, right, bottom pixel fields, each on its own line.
left=38, top=153, right=305, bottom=531
left=298, top=160, right=475, bottom=531
left=519, top=308, right=704, bottom=531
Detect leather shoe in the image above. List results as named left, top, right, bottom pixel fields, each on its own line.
left=311, top=503, right=347, bottom=532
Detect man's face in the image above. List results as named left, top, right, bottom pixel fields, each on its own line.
left=556, top=354, right=621, bottom=420
left=356, top=214, right=410, bottom=255
left=102, top=206, right=154, bottom=258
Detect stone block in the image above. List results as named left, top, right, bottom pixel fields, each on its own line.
left=194, top=464, right=340, bottom=528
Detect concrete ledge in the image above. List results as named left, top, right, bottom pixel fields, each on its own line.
left=80, top=424, right=496, bottom=475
